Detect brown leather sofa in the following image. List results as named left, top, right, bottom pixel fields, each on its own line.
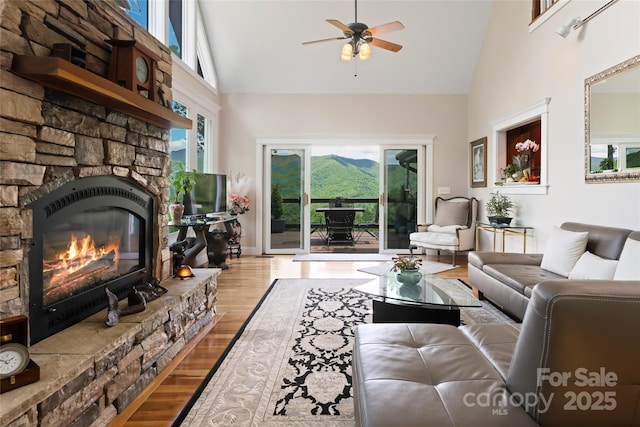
left=468, top=222, right=638, bottom=320
left=352, top=280, right=640, bottom=426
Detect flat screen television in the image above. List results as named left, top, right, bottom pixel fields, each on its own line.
left=183, top=173, right=227, bottom=216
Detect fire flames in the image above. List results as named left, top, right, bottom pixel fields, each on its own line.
left=57, top=234, right=120, bottom=272
left=43, top=234, right=121, bottom=298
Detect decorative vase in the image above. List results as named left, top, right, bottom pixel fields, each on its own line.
left=396, top=269, right=422, bottom=285
left=169, top=202, right=184, bottom=224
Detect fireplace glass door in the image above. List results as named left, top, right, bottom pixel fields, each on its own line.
left=42, top=207, right=142, bottom=307
left=28, top=176, right=153, bottom=344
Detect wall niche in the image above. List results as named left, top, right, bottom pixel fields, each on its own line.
left=491, top=98, right=550, bottom=195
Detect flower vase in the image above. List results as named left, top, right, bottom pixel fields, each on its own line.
left=169, top=202, right=184, bottom=224
left=396, top=269, right=422, bottom=285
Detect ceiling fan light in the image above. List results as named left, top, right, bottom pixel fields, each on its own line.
left=359, top=42, right=371, bottom=61
left=340, top=42, right=353, bottom=62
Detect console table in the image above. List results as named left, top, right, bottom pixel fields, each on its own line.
left=169, top=215, right=237, bottom=269
left=475, top=221, right=533, bottom=253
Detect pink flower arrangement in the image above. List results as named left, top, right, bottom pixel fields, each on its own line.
left=515, top=139, right=540, bottom=154
left=229, top=193, right=250, bottom=215
left=512, top=139, right=540, bottom=173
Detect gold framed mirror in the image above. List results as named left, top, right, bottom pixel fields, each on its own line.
left=585, top=55, right=640, bottom=183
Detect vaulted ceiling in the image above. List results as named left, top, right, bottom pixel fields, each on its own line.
left=198, top=1, right=494, bottom=94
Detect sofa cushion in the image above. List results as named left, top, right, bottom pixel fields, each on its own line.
left=614, top=236, right=640, bottom=280
left=569, top=251, right=618, bottom=280
left=468, top=251, right=543, bottom=270
left=434, top=199, right=469, bottom=226
left=540, top=226, right=588, bottom=276
left=482, top=264, right=563, bottom=294
left=427, top=224, right=465, bottom=234
left=460, top=324, right=521, bottom=381
left=353, top=323, right=538, bottom=427
left=409, top=231, right=460, bottom=247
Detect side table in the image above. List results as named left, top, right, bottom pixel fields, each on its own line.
left=475, top=221, right=533, bottom=253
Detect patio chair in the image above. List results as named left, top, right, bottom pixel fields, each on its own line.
left=311, top=220, right=327, bottom=241
left=409, top=196, right=478, bottom=266
left=355, top=204, right=379, bottom=241
left=325, top=210, right=356, bottom=245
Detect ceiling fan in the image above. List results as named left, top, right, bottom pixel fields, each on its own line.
left=302, top=0, right=404, bottom=62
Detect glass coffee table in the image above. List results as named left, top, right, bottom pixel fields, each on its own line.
left=355, top=274, right=482, bottom=326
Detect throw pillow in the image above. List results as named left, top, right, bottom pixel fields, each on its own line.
left=434, top=200, right=469, bottom=227
left=540, top=226, right=589, bottom=277
left=569, top=251, right=618, bottom=280
left=613, top=237, right=640, bottom=280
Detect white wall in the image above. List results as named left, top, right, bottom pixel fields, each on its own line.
left=468, top=0, right=640, bottom=252
left=218, top=94, right=468, bottom=252
left=215, top=1, right=640, bottom=254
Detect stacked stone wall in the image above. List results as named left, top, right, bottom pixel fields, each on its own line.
left=0, top=0, right=176, bottom=321
left=0, top=2, right=207, bottom=426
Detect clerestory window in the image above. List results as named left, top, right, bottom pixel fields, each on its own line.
left=124, top=0, right=216, bottom=89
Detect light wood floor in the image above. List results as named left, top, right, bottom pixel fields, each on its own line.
left=110, top=253, right=468, bottom=426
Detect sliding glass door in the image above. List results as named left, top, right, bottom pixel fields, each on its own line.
left=264, top=146, right=310, bottom=253
left=380, top=146, right=425, bottom=253
left=259, top=140, right=432, bottom=255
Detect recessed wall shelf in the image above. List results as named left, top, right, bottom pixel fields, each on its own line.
left=491, top=98, right=551, bottom=195
left=11, top=55, right=192, bottom=130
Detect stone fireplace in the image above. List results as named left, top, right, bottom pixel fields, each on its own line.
left=0, top=1, right=218, bottom=425
left=1, top=0, right=179, bottom=327
left=27, top=175, right=155, bottom=344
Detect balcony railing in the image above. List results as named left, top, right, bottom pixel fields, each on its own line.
left=279, top=198, right=379, bottom=229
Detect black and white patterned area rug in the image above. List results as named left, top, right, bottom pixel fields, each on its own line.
left=174, top=278, right=514, bottom=426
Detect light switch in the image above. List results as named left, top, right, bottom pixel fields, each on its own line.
left=437, top=187, right=451, bottom=195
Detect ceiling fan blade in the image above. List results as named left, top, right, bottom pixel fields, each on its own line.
left=366, top=21, right=404, bottom=36
left=326, top=19, right=354, bottom=34
left=369, top=38, right=403, bottom=53
left=302, top=36, right=347, bottom=45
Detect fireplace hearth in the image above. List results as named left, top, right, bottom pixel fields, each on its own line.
left=28, top=176, right=153, bottom=344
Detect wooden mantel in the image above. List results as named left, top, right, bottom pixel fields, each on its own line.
left=11, top=55, right=192, bottom=130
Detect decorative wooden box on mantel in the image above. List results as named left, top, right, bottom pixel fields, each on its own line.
left=0, top=315, right=40, bottom=393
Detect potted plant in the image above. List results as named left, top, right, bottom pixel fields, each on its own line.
left=169, top=163, right=195, bottom=224
left=502, top=164, right=516, bottom=182
left=486, top=192, right=514, bottom=225
left=390, top=255, right=423, bottom=285
left=271, top=184, right=286, bottom=233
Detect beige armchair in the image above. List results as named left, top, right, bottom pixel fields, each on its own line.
left=409, top=196, right=478, bottom=266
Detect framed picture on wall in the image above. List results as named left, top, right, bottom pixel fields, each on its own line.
left=470, top=137, right=487, bottom=188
